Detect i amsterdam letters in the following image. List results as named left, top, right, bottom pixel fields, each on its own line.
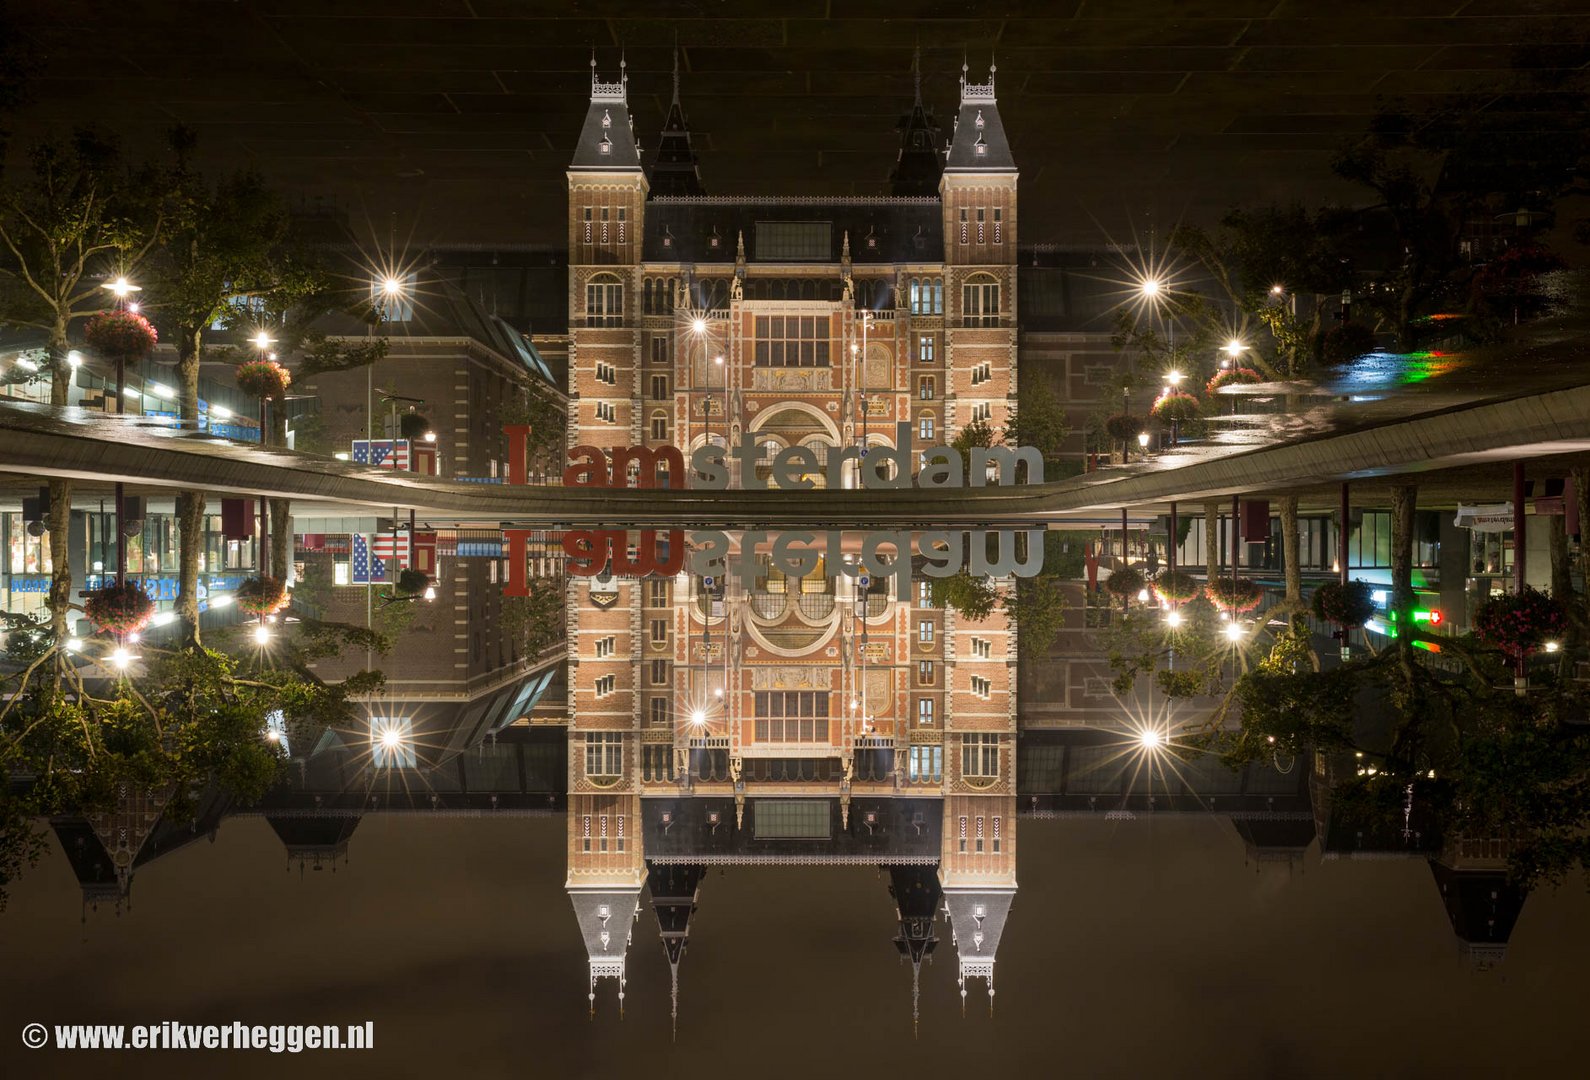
left=498, top=423, right=1046, bottom=595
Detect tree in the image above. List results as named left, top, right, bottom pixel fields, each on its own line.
left=931, top=571, right=998, bottom=621
left=501, top=379, right=567, bottom=481
left=145, top=133, right=316, bottom=645
left=1006, top=575, right=1067, bottom=659
left=0, top=131, right=157, bottom=663
left=949, top=417, right=996, bottom=476
left=1003, top=375, right=1068, bottom=475
left=499, top=577, right=567, bottom=658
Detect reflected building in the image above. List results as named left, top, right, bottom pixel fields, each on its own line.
left=566, top=540, right=1017, bottom=1025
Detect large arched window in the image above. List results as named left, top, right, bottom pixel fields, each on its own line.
left=961, top=274, right=999, bottom=328
left=586, top=273, right=624, bottom=327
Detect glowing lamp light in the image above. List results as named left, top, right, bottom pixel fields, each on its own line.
left=253, top=624, right=272, bottom=645
left=1270, top=284, right=1285, bottom=296
left=713, top=354, right=724, bottom=365
left=104, top=276, right=140, bottom=298
left=423, top=430, right=437, bottom=442
left=110, top=647, right=130, bottom=669
left=150, top=383, right=175, bottom=400
left=1164, top=609, right=1183, bottom=629
left=714, top=687, right=724, bottom=698
left=211, top=405, right=233, bottom=419
left=1137, top=431, right=1150, bottom=448
left=127, top=631, right=141, bottom=644
left=1224, top=621, right=1245, bottom=641
left=1140, top=278, right=1161, bottom=298
left=209, top=594, right=233, bottom=608
left=251, top=332, right=274, bottom=350
left=1223, top=339, right=1245, bottom=358
left=66, top=351, right=83, bottom=368
left=151, top=611, right=175, bottom=627
left=1166, top=369, right=1182, bottom=386
left=690, top=709, right=706, bottom=726
left=1138, top=729, right=1164, bottom=748
left=65, top=636, right=82, bottom=652
left=1136, top=588, right=1149, bottom=603
left=334, top=452, right=351, bottom=461
left=127, top=302, right=140, bottom=313
left=691, top=318, right=707, bottom=334
left=381, top=727, right=402, bottom=748
left=382, top=277, right=404, bottom=297
left=266, top=729, right=281, bottom=742
left=1545, top=640, right=1561, bottom=653
left=423, top=585, right=437, bottom=601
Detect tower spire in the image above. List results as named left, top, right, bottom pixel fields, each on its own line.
left=647, top=47, right=707, bottom=197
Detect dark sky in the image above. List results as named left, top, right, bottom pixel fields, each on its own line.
left=6, top=2, right=1589, bottom=247
left=2, top=815, right=1585, bottom=1078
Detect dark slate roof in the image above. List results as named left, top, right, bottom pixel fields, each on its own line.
left=890, top=91, right=944, bottom=198
left=944, top=67, right=1015, bottom=173
left=646, top=56, right=706, bottom=198
left=889, top=864, right=943, bottom=965
left=1017, top=248, right=1132, bottom=333
left=643, top=197, right=942, bottom=265
left=266, top=815, right=360, bottom=854
left=641, top=796, right=942, bottom=865
left=1429, top=862, right=1528, bottom=946
left=569, top=63, right=641, bottom=172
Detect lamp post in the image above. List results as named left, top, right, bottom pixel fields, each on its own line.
left=251, top=331, right=277, bottom=578
left=1220, top=339, right=1246, bottom=415
left=101, top=276, right=142, bottom=589
left=1164, top=369, right=1183, bottom=446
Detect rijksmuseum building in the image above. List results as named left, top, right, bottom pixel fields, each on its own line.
left=563, top=58, right=1020, bottom=1024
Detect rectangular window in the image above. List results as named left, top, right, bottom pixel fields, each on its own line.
left=975, top=815, right=985, bottom=853
left=917, top=335, right=936, bottom=364
left=649, top=696, right=669, bottom=727
left=962, top=733, right=999, bottom=778
left=595, top=362, right=617, bottom=385
left=582, top=207, right=593, bottom=244
left=918, top=580, right=933, bottom=606
left=646, top=579, right=668, bottom=607
left=752, top=690, right=831, bottom=743
left=918, top=660, right=935, bottom=685
left=972, top=637, right=992, bottom=659
left=594, top=674, right=617, bottom=698
left=616, top=206, right=626, bottom=245
left=992, top=815, right=1002, bottom=853
left=962, top=279, right=1000, bottom=327
left=651, top=337, right=670, bottom=364
left=918, top=375, right=936, bottom=400
left=958, top=208, right=968, bottom=245
left=585, top=279, right=623, bottom=328
left=595, top=402, right=617, bottom=423
left=958, top=814, right=968, bottom=853
left=650, top=414, right=668, bottom=441
left=650, top=374, right=669, bottom=399
left=650, top=618, right=667, bottom=645
left=993, top=207, right=1002, bottom=244
left=753, top=799, right=831, bottom=839
left=919, top=416, right=935, bottom=440
left=971, top=675, right=992, bottom=698
left=976, top=207, right=986, bottom=245
left=919, top=620, right=934, bottom=644
left=908, top=745, right=943, bottom=783
left=649, top=658, right=669, bottom=685
left=642, top=743, right=671, bottom=781
left=595, top=636, right=615, bottom=658
left=918, top=698, right=935, bottom=725
left=753, top=314, right=830, bottom=368
left=754, top=221, right=832, bottom=261
left=585, top=732, right=623, bottom=777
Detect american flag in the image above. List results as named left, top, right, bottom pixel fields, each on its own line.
left=351, top=439, right=410, bottom=470
left=371, top=531, right=410, bottom=569
left=351, top=534, right=388, bottom=584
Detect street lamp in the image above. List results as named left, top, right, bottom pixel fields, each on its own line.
left=1221, top=339, right=1245, bottom=367
left=1164, top=609, right=1183, bottom=629
left=1224, top=620, right=1245, bottom=642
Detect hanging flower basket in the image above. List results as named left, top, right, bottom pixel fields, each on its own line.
left=236, top=575, right=289, bottom=616
left=1153, top=569, right=1201, bottom=604
left=235, top=359, right=292, bottom=399
left=84, top=310, right=158, bottom=360
left=1206, top=367, right=1263, bottom=395
left=396, top=569, right=430, bottom=596
left=1104, top=565, right=1147, bottom=600
left=1475, top=586, right=1567, bottom=659
left=1311, top=580, right=1376, bottom=627
left=1205, top=577, right=1265, bottom=613
left=1150, top=390, right=1201, bottom=422
left=82, top=582, right=154, bottom=635
left=1104, top=413, right=1144, bottom=442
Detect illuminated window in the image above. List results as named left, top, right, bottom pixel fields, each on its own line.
left=753, top=690, right=830, bottom=743
left=961, top=275, right=999, bottom=327
left=753, top=314, right=830, bottom=368
left=585, top=732, right=623, bottom=777
left=962, top=733, right=999, bottom=778
left=909, top=745, right=943, bottom=783
left=585, top=273, right=623, bottom=327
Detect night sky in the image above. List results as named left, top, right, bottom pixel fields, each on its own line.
left=2, top=816, right=1586, bottom=1077
left=5, top=2, right=1589, bottom=246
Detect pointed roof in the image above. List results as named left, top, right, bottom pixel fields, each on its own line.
left=1428, top=860, right=1528, bottom=970
left=647, top=861, right=705, bottom=1040
left=890, top=47, right=943, bottom=197
left=888, top=865, right=942, bottom=1034
left=569, top=884, right=642, bottom=1017
left=647, top=48, right=706, bottom=198
left=944, top=60, right=1016, bottom=174
left=570, top=55, right=642, bottom=173
left=943, top=886, right=1015, bottom=1014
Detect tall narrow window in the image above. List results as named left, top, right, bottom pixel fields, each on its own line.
left=958, top=208, right=969, bottom=245
left=586, top=274, right=623, bottom=328
left=961, top=275, right=1000, bottom=328
left=993, top=207, right=1003, bottom=245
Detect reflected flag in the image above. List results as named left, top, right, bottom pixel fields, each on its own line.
left=371, top=531, right=410, bottom=570
left=351, top=439, right=410, bottom=470
left=351, top=533, right=388, bottom=585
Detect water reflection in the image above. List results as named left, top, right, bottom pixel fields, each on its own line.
left=15, top=528, right=1547, bottom=1040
